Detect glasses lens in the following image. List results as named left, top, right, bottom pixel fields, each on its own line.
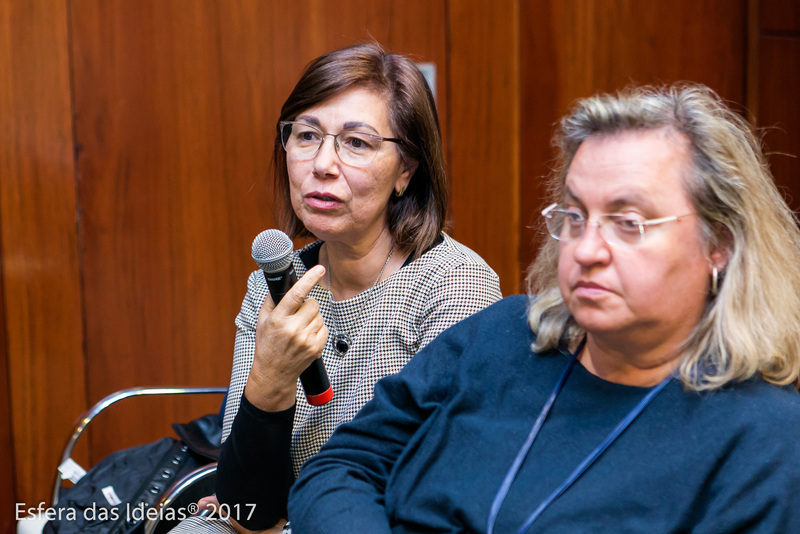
left=281, top=122, right=322, bottom=157
left=280, top=122, right=291, bottom=150
left=336, top=132, right=381, bottom=167
left=547, top=212, right=649, bottom=246
left=603, top=215, right=645, bottom=245
left=546, top=210, right=585, bottom=241
left=280, top=122, right=387, bottom=168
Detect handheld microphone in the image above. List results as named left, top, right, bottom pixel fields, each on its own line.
left=251, top=229, right=333, bottom=406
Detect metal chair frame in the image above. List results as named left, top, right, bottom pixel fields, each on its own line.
left=143, top=462, right=219, bottom=534
left=51, top=386, right=227, bottom=507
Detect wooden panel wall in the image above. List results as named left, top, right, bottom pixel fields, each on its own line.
left=0, top=295, right=12, bottom=534
left=0, top=0, right=87, bottom=524
left=449, top=0, right=520, bottom=290
left=756, top=0, right=800, bottom=212
left=0, top=273, right=13, bottom=534
left=4, top=1, right=794, bottom=528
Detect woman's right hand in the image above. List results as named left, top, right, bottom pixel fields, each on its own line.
left=244, top=265, right=328, bottom=412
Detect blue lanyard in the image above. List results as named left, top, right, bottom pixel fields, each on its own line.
left=486, top=342, right=672, bottom=534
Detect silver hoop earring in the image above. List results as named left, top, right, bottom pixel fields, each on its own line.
left=711, top=266, right=719, bottom=296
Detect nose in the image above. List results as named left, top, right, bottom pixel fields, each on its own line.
left=571, top=220, right=611, bottom=266
left=312, top=135, right=341, bottom=177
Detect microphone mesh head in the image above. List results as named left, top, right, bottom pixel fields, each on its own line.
left=251, top=229, right=294, bottom=273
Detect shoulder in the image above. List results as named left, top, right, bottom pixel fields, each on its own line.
left=424, top=295, right=532, bottom=348
left=399, top=233, right=501, bottom=290
left=718, top=380, right=800, bottom=427
left=677, top=379, right=800, bottom=449
left=463, top=294, right=530, bottom=325
left=686, top=381, right=800, bottom=522
left=242, top=272, right=273, bottom=299
left=417, top=233, right=496, bottom=269
left=392, top=295, right=544, bottom=397
left=709, top=379, right=800, bottom=414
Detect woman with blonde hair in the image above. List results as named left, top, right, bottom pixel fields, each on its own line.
left=289, top=83, right=800, bottom=533
left=528, top=82, right=800, bottom=392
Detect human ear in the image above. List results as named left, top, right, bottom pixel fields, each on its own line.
left=708, top=227, right=732, bottom=273
left=395, top=160, right=418, bottom=196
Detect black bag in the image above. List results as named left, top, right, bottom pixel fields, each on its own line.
left=45, top=414, right=221, bottom=534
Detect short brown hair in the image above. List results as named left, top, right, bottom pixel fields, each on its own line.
left=273, top=42, right=447, bottom=257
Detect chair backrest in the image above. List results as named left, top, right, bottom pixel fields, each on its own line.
left=144, top=463, right=218, bottom=534
left=52, top=386, right=226, bottom=507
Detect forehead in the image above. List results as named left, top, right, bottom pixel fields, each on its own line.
left=297, top=86, right=392, bottom=133
left=564, top=129, right=693, bottom=212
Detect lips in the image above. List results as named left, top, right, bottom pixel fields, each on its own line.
left=305, top=191, right=343, bottom=210
left=573, top=280, right=612, bottom=298
left=575, top=280, right=607, bottom=290
left=306, top=191, right=342, bottom=202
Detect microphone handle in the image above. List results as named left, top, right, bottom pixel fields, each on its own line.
left=262, top=267, right=333, bottom=406
left=264, top=264, right=297, bottom=304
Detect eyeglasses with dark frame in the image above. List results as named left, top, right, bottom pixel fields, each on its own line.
left=541, top=202, right=696, bottom=246
left=279, top=120, right=404, bottom=168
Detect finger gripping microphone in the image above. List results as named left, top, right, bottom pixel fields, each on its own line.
left=251, top=229, right=333, bottom=406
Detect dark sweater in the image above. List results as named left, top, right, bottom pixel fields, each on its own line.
left=289, top=295, right=800, bottom=533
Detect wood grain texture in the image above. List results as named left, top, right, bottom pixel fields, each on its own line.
left=70, top=0, right=266, bottom=463
left=760, top=0, right=800, bottom=32
left=520, top=0, right=747, bottom=284
left=0, top=276, right=14, bottom=534
left=757, top=35, right=800, bottom=212
left=448, top=0, right=520, bottom=296
left=0, top=0, right=87, bottom=511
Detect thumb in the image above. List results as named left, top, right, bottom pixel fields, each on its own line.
left=274, top=264, right=326, bottom=314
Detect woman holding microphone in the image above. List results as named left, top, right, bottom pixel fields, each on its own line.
left=170, top=42, right=501, bottom=533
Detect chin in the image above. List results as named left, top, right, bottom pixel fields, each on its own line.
left=299, top=216, right=339, bottom=236
left=569, top=305, right=627, bottom=335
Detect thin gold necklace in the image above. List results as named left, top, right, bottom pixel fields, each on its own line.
left=327, top=243, right=396, bottom=356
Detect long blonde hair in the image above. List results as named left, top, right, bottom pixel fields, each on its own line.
left=527, top=83, right=800, bottom=391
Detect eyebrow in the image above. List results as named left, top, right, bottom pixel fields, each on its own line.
left=563, top=186, right=656, bottom=213
left=563, top=188, right=585, bottom=210
left=343, top=121, right=379, bottom=134
left=295, top=115, right=321, bottom=128
left=294, top=116, right=380, bottom=135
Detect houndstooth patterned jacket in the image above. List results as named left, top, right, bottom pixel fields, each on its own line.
left=169, top=233, right=501, bottom=533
